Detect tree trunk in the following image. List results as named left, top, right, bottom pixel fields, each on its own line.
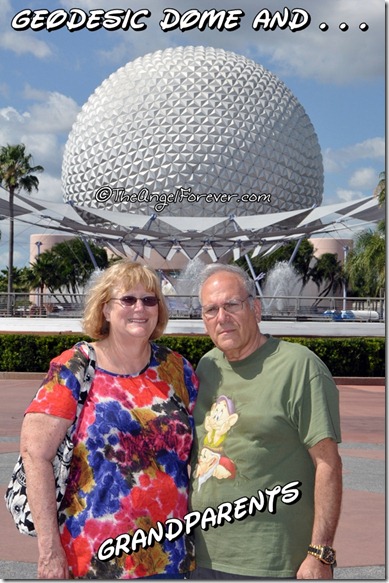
left=7, top=187, right=14, bottom=315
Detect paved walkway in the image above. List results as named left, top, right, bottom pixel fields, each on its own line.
left=0, top=378, right=385, bottom=580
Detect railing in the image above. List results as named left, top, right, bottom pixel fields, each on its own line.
left=0, top=293, right=85, bottom=319
left=0, top=293, right=385, bottom=322
left=260, top=295, right=385, bottom=322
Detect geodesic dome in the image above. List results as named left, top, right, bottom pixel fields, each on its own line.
left=62, top=45, right=323, bottom=219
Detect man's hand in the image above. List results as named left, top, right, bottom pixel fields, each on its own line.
left=296, top=554, right=333, bottom=579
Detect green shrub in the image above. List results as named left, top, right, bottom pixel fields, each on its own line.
left=0, top=334, right=384, bottom=377
left=0, top=334, right=88, bottom=372
left=284, top=337, right=384, bottom=377
left=156, top=336, right=214, bottom=364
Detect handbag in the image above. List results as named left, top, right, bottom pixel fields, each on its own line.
left=4, top=341, right=96, bottom=536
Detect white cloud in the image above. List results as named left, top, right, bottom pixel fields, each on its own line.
left=27, top=91, right=80, bottom=133
left=336, top=188, right=364, bottom=202
left=342, top=138, right=385, bottom=161
left=23, top=133, right=63, bottom=169
left=348, top=167, right=379, bottom=190
left=323, top=137, right=385, bottom=172
left=0, top=89, right=79, bottom=177
left=32, top=174, right=63, bottom=203
left=0, top=2, right=52, bottom=58
left=0, top=123, right=62, bottom=180
left=246, top=0, right=384, bottom=84
left=0, top=30, right=52, bottom=59
left=323, top=155, right=341, bottom=174
left=59, top=0, right=384, bottom=85
left=0, top=107, right=30, bottom=130
left=20, top=86, right=80, bottom=134
left=323, top=138, right=384, bottom=203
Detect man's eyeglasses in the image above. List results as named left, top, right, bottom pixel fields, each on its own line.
left=202, top=296, right=252, bottom=319
left=109, top=296, right=159, bottom=308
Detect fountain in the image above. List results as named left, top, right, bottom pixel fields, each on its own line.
left=164, top=257, right=206, bottom=317
left=162, top=257, right=301, bottom=318
left=262, top=261, right=301, bottom=314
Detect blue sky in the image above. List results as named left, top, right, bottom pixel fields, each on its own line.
left=0, top=0, right=385, bottom=268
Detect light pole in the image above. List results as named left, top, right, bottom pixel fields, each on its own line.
left=342, top=245, right=349, bottom=311
left=35, top=241, right=42, bottom=313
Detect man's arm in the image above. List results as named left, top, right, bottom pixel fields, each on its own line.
left=296, top=437, right=342, bottom=580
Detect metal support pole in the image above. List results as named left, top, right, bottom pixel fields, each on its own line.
left=35, top=241, right=43, bottom=310
left=229, top=215, right=265, bottom=301
left=288, top=236, right=304, bottom=266
left=342, top=245, right=349, bottom=311
left=81, top=236, right=99, bottom=269
left=134, top=214, right=157, bottom=261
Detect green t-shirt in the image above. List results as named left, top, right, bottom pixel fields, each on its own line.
left=189, top=336, right=341, bottom=578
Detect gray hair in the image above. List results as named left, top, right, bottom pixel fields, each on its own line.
left=197, top=263, right=256, bottom=303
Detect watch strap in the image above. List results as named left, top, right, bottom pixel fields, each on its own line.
left=307, top=544, right=336, bottom=565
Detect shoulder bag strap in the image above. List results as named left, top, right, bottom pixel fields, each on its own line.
left=68, top=341, right=97, bottom=436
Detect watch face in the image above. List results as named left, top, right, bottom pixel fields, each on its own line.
left=322, top=547, right=336, bottom=564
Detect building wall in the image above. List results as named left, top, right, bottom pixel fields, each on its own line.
left=309, top=237, right=353, bottom=260
left=298, top=237, right=353, bottom=307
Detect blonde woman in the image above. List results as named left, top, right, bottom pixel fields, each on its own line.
left=20, top=260, right=198, bottom=579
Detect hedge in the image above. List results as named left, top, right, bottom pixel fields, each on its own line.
left=0, top=334, right=384, bottom=377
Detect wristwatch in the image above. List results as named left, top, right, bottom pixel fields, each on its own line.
left=307, top=544, right=337, bottom=565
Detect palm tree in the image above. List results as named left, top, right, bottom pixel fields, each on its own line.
left=238, top=238, right=316, bottom=291
left=345, top=224, right=385, bottom=297
left=0, top=267, right=32, bottom=314
left=47, top=238, right=109, bottom=297
left=27, top=237, right=108, bottom=301
left=309, top=253, right=345, bottom=307
left=376, top=171, right=385, bottom=207
left=0, top=267, right=31, bottom=292
left=345, top=172, right=385, bottom=298
left=25, top=252, right=64, bottom=312
left=0, top=144, right=43, bottom=314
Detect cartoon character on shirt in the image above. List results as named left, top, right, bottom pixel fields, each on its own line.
left=195, top=395, right=238, bottom=489
left=204, top=395, right=238, bottom=447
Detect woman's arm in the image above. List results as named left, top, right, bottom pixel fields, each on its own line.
left=21, top=412, right=72, bottom=579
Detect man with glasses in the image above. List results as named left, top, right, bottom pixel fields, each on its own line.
left=189, top=264, right=342, bottom=580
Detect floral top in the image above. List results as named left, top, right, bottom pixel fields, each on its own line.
left=25, top=341, right=198, bottom=579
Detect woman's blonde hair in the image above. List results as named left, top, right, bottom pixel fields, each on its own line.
left=82, top=260, right=169, bottom=340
